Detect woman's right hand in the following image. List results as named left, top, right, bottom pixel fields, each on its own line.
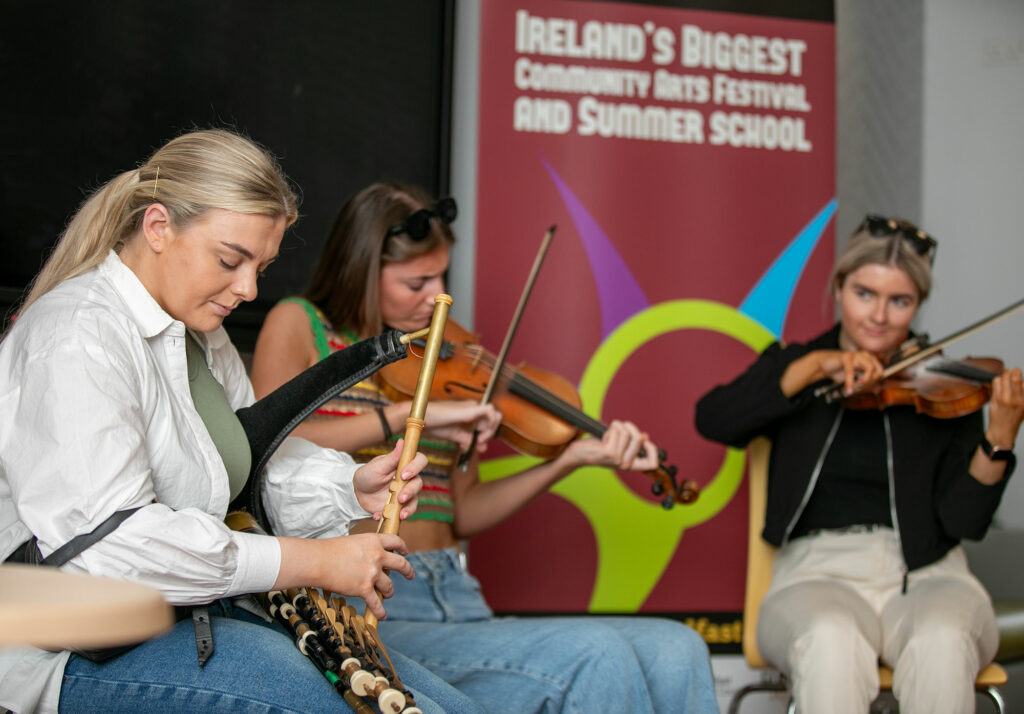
left=780, top=349, right=885, bottom=398
left=421, top=399, right=502, bottom=452
left=276, top=533, right=414, bottom=621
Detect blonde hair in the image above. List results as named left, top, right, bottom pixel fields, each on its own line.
left=831, top=217, right=933, bottom=302
left=20, top=129, right=298, bottom=312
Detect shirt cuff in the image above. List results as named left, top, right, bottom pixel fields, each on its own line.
left=229, top=530, right=281, bottom=594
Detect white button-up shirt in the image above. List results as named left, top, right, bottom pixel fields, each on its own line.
left=0, top=251, right=369, bottom=712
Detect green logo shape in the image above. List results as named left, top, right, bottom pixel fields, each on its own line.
left=480, top=300, right=774, bottom=611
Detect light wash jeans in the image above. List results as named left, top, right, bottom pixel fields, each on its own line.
left=349, top=548, right=719, bottom=714
left=58, top=597, right=481, bottom=713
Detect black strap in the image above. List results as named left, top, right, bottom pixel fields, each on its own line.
left=375, top=407, right=394, bottom=441
left=231, top=329, right=409, bottom=530
left=41, top=507, right=143, bottom=566
left=4, top=536, right=43, bottom=565
left=4, top=507, right=143, bottom=566
left=192, top=606, right=215, bottom=666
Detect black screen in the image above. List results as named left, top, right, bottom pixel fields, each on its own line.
left=0, top=0, right=452, bottom=349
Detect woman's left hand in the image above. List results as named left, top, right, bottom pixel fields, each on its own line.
left=352, top=439, right=425, bottom=520
left=987, top=367, right=1024, bottom=446
left=563, top=420, right=660, bottom=472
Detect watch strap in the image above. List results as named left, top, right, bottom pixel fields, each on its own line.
left=981, top=436, right=1016, bottom=475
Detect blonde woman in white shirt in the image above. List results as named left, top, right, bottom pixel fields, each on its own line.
left=0, top=130, right=479, bottom=714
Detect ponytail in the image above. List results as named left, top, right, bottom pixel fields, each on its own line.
left=19, top=129, right=297, bottom=314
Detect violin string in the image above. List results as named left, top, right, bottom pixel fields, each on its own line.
left=456, top=342, right=679, bottom=490
left=460, top=343, right=609, bottom=435
left=507, top=373, right=607, bottom=436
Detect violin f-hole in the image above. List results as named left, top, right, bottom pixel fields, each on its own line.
left=443, top=381, right=485, bottom=398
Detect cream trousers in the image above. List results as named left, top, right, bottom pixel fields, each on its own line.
left=757, top=528, right=998, bottom=714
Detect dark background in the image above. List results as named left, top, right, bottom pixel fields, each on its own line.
left=0, top=0, right=830, bottom=351
left=0, top=0, right=454, bottom=349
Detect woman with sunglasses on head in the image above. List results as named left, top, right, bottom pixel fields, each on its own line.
left=251, top=181, right=718, bottom=713
left=696, top=216, right=1024, bottom=714
left=0, top=132, right=483, bottom=714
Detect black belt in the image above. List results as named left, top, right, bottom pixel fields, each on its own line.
left=802, top=523, right=891, bottom=538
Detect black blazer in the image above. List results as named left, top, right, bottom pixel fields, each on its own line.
left=695, top=324, right=1011, bottom=571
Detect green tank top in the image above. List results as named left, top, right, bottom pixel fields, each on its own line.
left=185, top=332, right=251, bottom=501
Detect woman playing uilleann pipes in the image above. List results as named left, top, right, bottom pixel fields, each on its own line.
left=0, top=131, right=480, bottom=714
left=251, top=181, right=718, bottom=713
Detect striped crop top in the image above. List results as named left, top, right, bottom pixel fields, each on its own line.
left=283, top=297, right=456, bottom=523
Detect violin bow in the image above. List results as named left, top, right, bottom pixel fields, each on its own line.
left=816, top=295, right=1024, bottom=402
left=457, top=226, right=556, bottom=468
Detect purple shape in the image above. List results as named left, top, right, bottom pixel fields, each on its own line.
left=543, top=158, right=649, bottom=338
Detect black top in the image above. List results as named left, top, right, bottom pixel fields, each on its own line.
left=695, top=324, right=1013, bottom=571
left=790, top=408, right=892, bottom=538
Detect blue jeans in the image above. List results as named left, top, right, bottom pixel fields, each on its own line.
left=59, top=597, right=482, bottom=713
left=350, top=548, right=719, bottom=714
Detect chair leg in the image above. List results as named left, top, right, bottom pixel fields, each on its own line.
left=869, top=693, right=899, bottom=714
left=979, top=686, right=1005, bottom=714
left=857, top=685, right=1004, bottom=714
left=732, top=679, right=1006, bottom=713
left=727, top=680, right=789, bottom=714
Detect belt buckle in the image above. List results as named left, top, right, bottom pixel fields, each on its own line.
left=806, top=523, right=883, bottom=538
left=839, top=523, right=882, bottom=535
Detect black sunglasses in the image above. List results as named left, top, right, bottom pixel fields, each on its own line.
left=384, top=197, right=458, bottom=241
left=858, top=214, right=937, bottom=260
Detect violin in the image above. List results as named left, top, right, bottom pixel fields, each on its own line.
left=376, top=318, right=699, bottom=509
left=814, top=296, right=1024, bottom=417
left=837, top=353, right=1002, bottom=419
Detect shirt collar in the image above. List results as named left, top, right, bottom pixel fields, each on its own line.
left=98, top=251, right=235, bottom=351
left=99, top=250, right=178, bottom=339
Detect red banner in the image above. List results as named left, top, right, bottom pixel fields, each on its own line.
left=469, top=0, right=835, bottom=617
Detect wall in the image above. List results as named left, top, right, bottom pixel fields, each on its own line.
left=921, top=0, right=1024, bottom=528
left=837, top=0, right=1024, bottom=527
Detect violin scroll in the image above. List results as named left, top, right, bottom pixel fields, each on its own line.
left=648, top=460, right=700, bottom=509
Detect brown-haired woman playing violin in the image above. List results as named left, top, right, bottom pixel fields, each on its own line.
left=251, top=181, right=717, bottom=713
left=696, top=215, right=1024, bottom=714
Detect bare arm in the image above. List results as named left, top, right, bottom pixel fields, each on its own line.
left=779, top=349, right=884, bottom=398
left=450, top=421, right=658, bottom=539
left=250, top=302, right=390, bottom=451
left=251, top=301, right=501, bottom=453
left=251, top=301, right=321, bottom=396
left=287, top=398, right=502, bottom=454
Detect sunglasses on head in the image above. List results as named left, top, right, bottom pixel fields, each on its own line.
left=858, top=214, right=937, bottom=260
left=384, top=197, right=458, bottom=241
